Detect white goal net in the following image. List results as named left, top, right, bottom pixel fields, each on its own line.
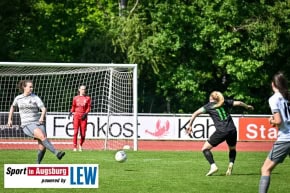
left=0, top=62, right=138, bottom=151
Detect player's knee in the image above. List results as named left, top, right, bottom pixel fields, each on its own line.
left=39, top=136, right=47, bottom=141
left=201, top=142, right=212, bottom=151
left=34, top=128, right=46, bottom=138
left=261, top=167, right=267, bottom=175
left=229, top=146, right=236, bottom=150
left=202, top=149, right=211, bottom=155
left=261, top=165, right=271, bottom=176
left=39, top=146, right=46, bottom=151
left=35, top=134, right=46, bottom=141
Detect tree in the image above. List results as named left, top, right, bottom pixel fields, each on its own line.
left=110, top=0, right=290, bottom=113
left=1, top=0, right=290, bottom=113
left=3, top=0, right=119, bottom=62
left=0, top=0, right=32, bottom=61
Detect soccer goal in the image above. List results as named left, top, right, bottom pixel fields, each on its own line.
left=0, top=62, right=138, bottom=151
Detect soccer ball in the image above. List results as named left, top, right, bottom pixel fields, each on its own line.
left=115, top=150, right=127, bottom=163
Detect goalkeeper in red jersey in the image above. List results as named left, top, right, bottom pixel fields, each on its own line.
left=68, top=85, right=91, bottom=151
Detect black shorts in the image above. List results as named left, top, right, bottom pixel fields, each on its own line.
left=208, top=129, right=237, bottom=147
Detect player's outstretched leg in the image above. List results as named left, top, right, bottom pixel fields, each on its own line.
left=34, top=128, right=65, bottom=161
left=42, top=139, right=66, bottom=160
left=56, top=151, right=66, bottom=160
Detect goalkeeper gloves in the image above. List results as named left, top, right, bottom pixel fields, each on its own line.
left=81, top=113, right=87, bottom=120
left=68, top=112, right=73, bottom=119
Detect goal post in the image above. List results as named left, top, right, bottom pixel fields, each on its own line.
left=0, top=62, right=138, bottom=151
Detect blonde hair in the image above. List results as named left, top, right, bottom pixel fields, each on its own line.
left=210, top=91, right=224, bottom=108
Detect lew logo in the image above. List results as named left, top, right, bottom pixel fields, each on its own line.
left=70, top=166, right=98, bottom=185
left=145, top=120, right=170, bottom=137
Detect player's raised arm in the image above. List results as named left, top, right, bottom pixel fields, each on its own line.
left=233, top=101, right=254, bottom=110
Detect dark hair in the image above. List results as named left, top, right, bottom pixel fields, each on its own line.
left=77, top=85, right=86, bottom=95
left=18, top=80, right=33, bottom=93
left=272, top=72, right=289, bottom=99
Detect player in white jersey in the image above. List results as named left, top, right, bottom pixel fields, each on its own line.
left=7, top=80, right=65, bottom=163
left=259, top=72, right=290, bottom=193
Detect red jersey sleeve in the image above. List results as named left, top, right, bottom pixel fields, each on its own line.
left=70, top=96, right=77, bottom=112
left=85, top=96, right=91, bottom=114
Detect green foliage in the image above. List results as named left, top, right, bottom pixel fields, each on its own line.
left=4, top=0, right=117, bottom=62
left=109, top=0, right=290, bottom=113
left=1, top=0, right=290, bottom=113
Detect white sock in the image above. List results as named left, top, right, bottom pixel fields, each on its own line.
left=211, top=163, right=217, bottom=169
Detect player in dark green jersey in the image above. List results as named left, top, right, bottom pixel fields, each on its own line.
left=186, top=91, right=253, bottom=176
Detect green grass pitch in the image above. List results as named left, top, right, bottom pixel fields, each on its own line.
left=1, top=150, right=289, bottom=193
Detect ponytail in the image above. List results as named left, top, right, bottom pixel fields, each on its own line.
left=272, top=72, right=289, bottom=100
left=210, top=91, right=225, bottom=108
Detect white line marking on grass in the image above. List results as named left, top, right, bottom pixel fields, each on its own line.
left=143, top=158, right=162, bottom=162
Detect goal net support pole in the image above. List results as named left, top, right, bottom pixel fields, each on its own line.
left=105, top=68, right=113, bottom=150
left=0, top=62, right=138, bottom=151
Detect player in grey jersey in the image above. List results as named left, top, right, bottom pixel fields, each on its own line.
left=7, top=80, right=65, bottom=163
left=259, top=72, right=290, bottom=193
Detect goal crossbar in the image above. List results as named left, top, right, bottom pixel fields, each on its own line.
left=0, top=62, right=138, bottom=151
